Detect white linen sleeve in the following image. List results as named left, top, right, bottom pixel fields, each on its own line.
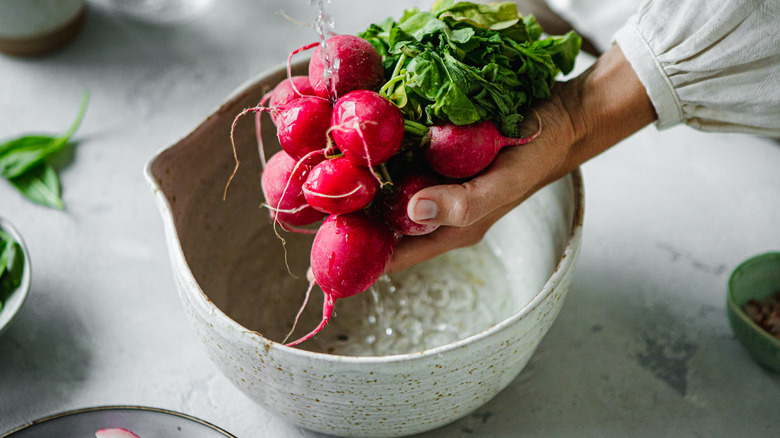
left=545, top=0, right=642, bottom=54
left=613, top=0, right=780, bottom=136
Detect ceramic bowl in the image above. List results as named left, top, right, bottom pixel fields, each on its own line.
left=144, top=62, right=585, bottom=437
left=0, top=217, right=31, bottom=337
left=727, top=252, right=780, bottom=372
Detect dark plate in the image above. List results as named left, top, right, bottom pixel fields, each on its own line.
left=2, top=406, right=236, bottom=438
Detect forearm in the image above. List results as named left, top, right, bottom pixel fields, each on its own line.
left=550, top=44, right=656, bottom=180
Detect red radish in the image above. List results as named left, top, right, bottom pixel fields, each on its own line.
left=330, top=90, right=404, bottom=169
left=309, top=34, right=385, bottom=100
left=226, top=96, right=331, bottom=197
left=255, top=76, right=316, bottom=168
left=284, top=211, right=395, bottom=347
left=424, top=116, right=542, bottom=179
left=261, top=151, right=326, bottom=227
left=269, top=75, right=316, bottom=109
left=95, top=429, right=140, bottom=438
left=377, top=172, right=441, bottom=236
left=275, top=96, right=332, bottom=165
left=303, top=157, right=379, bottom=215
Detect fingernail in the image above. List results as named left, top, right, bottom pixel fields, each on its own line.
left=411, top=199, right=438, bottom=221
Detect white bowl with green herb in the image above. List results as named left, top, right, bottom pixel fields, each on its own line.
left=0, top=217, right=31, bottom=336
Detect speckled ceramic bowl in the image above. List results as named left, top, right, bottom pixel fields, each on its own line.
left=144, top=62, right=584, bottom=437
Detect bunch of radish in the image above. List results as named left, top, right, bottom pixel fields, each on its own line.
left=229, top=33, right=540, bottom=347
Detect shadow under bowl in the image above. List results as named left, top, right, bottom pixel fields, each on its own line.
left=144, top=61, right=585, bottom=437
left=727, top=252, right=780, bottom=373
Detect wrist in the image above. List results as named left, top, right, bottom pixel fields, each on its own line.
left=557, top=44, right=656, bottom=168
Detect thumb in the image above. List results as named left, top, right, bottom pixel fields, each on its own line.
left=407, top=179, right=507, bottom=228
left=405, top=132, right=554, bottom=228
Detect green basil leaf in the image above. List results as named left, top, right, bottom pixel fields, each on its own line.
left=0, top=135, right=56, bottom=157
left=57, top=91, right=89, bottom=143
left=9, top=163, right=64, bottom=209
left=1, top=91, right=87, bottom=208
left=0, top=137, right=66, bottom=179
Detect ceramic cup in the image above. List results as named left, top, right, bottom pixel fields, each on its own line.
left=0, top=0, right=86, bottom=56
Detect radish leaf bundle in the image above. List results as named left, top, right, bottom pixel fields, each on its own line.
left=360, top=0, right=581, bottom=137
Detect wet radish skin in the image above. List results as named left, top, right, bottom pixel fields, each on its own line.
left=261, top=151, right=326, bottom=227
left=309, top=34, right=385, bottom=100
left=331, top=90, right=404, bottom=167
left=269, top=75, right=316, bottom=110
left=276, top=96, right=332, bottom=164
left=303, top=157, right=379, bottom=215
left=311, top=212, right=395, bottom=300
left=378, top=172, right=440, bottom=236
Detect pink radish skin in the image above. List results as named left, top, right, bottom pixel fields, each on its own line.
left=95, top=429, right=140, bottom=438
left=285, top=212, right=395, bottom=347
left=266, top=75, right=317, bottom=126
left=276, top=96, right=332, bottom=165
left=378, top=172, right=441, bottom=236
left=269, top=75, right=316, bottom=109
left=309, top=34, right=385, bottom=100
left=226, top=97, right=330, bottom=196
left=424, top=118, right=542, bottom=179
left=331, top=90, right=404, bottom=168
left=303, top=157, right=379, bottom=215
left=255, top=77, right=316, bottom=167
left=261, top=151, right=326, bottom=227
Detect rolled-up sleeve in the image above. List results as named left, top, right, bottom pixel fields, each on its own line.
left=613, top=0, right=780, bottom=136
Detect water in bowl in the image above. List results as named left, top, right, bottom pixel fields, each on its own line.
left=310, top=240, right=516, bottom=356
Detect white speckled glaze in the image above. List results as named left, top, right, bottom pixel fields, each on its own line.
left=144, top=62, right=584, bottom=438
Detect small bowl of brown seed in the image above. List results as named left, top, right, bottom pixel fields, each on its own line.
left=727, top=252, right=780, bottom=372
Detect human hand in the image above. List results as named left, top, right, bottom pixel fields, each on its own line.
left=386, top=44, right=656, bottom=274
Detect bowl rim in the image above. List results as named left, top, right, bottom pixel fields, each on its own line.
left=727, top=251, right=780, bottom=348
left=0, top=216, right=32, bottom=337
left=0, top=405, right=237, bottom=437
left=144, top=62, right=586, bottom=364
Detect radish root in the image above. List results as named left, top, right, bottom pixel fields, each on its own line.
left=302, top=184, right=362, bottom=199
left=287, top=42, right=319, bottom=95
left=282, top=278, right=316, bottom=344
left=284, top=292, right=335, bottom=347
left=225, top=106, right=276, bottom=201
left=255, top=92, right=273, bottom=169
left=269, top=148, right=326, bottom=277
